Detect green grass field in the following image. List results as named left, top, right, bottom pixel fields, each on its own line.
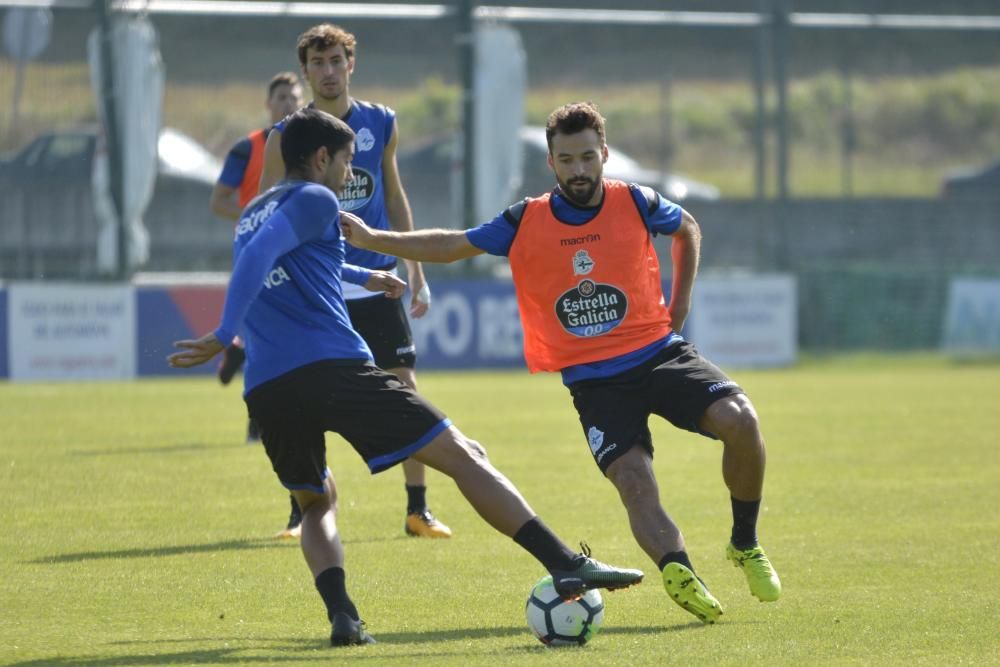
left=2, top=355, right=998, bottom=665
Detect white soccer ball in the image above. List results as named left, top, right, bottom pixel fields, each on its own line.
left=525, top=575, right=604, bottom=646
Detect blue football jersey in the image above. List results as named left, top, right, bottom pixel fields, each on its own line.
left=338, top=99, right=398, bottom=270
left=216, top=180, right=373, bottom=393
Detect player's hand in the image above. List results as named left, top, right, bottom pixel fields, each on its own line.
left=168, top=333, right=225, bottom=368
left=365, top=271, right=406, bottom=299
left=409, top=273, right=431, bottom=319
left=339, top=211, right=374, bottom=247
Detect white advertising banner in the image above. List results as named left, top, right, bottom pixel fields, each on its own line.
left=8, top=283, right=136, bottom=380
left=943, top=278, right=1000, bottom=355
left=688, top=274, right=797, bottom=368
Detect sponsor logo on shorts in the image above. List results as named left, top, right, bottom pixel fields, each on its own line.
left=356, top=127, right=376, bottom=152
left=708, top=380, right=738, bottom=393
left=596, top=442, right=618, bottom=464
left=338, top=167, right=375, bottom=212
left=587, top=426, right=604, bottom=454
left=396, top=344, right=416, bottom=356
left=555, top=280, right=628, bottom=338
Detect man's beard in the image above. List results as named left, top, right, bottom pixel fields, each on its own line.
left=558, top=175, right=600, bottom=206
left=315, top=84, right=344, bottom=102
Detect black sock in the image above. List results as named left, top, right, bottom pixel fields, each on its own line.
left=730, top=496, right=761, bottom=550
left=405, top=484, right=427, bottom=514
left=315, top=567, right=359, bottom=622
left=658, top=550, right=695, bottom=573
left=512, top=517, right=578, bottom=571
left=289, top=495, right=302, bottom=525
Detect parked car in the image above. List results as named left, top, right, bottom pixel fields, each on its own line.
left=0, top=127, right=227, bottom=277
left=397, top=125, right=719, bottom=229
left=941, top=159, right=1000, bottom=199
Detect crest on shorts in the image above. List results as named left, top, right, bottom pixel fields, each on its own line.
left=587, top=426, right=604, bottom=454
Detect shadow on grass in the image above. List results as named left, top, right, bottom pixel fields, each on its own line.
left=69, top=442, right=245, bottom=456
left=27, top=538, right=284, bottom=564
left=7, top=623, right=696, bottom=665
left=28, top=534, right=402, bottom=565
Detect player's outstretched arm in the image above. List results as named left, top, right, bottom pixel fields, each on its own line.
left=340, top=212, right=483, bottom=264
left=168, top=333, right=224, bottom=368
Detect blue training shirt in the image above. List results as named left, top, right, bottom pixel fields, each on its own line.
left=216, top=136, right=252, bottom=188
left=213, top=180, right=375, bottom=394
left=466, top=182, right=685, bottom=384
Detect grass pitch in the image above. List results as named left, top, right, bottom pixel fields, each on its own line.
left=1, top=355, right=997, bottom=665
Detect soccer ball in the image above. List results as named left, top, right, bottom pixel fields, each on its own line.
left=525, top=575, right=604, bottom=646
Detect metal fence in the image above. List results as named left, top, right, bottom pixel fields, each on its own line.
left=1, top=0, right=999, bottom=351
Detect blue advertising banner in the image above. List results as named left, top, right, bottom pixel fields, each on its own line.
left=137, top=286, right=225, bottom=376
left=411, top=279, right=525, bottom=370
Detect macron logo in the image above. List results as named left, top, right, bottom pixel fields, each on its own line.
left=263, top=266, right=291, bottom=289
left=236, top=200, right=279, bottom=237
left=707, top=380, right=738, bottom=393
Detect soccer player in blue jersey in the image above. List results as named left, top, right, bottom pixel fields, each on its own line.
left=259, top=23, right=449, bottom=539
left=341, top=101, right=782, bottom=625
left=168, top=108, right=644, bottom=646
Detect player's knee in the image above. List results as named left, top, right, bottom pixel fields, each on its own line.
left=710, top=395, right=760, bottom=440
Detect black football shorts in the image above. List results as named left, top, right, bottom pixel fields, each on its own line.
left=568, top=340, right=744, bottom=474
left=245, top=360, right=450, bottom=492
left=347, top=294, right=416, bottom=370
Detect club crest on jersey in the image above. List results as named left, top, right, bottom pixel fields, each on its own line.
left=338, top=166, right=375, bottom=212
left=573, top=250, right=595, bottom=276
left=355, top=127, right=376, bottom=152
left=554, top=279, right=628, bottom=338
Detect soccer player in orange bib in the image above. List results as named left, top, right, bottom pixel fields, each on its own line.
left=340, top=101, right=782, bottom=624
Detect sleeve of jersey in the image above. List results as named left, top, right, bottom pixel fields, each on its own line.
left=342, top=263, right=373, bottom=286
left=465, top=211, right=518, bottom=257
left=212, top=209, right=302, bottom=345
left=280, top=184, right=342, bottom=242
left=216, top=139, right=252, bottom=188
left=630, top=185, right=683, bottom=235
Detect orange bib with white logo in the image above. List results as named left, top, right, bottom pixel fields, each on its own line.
left=509, top=179, right=672, bottom=373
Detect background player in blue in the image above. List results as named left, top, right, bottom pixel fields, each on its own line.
left=210, top=72, right=304, bottom=443
left=168, top=108, right=645, bottom=646
left=341, top=101, right=782, bottom=625
left=259, top=23, right=450, bottom=540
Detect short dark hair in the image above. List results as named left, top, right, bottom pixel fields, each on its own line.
left=545, top=101, right=607, bottom=152
left=280, top=108, right=355, bottom=173
left=297, top=23, right=357, bottom=66
left=267, top=71, right=300, bottom=99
